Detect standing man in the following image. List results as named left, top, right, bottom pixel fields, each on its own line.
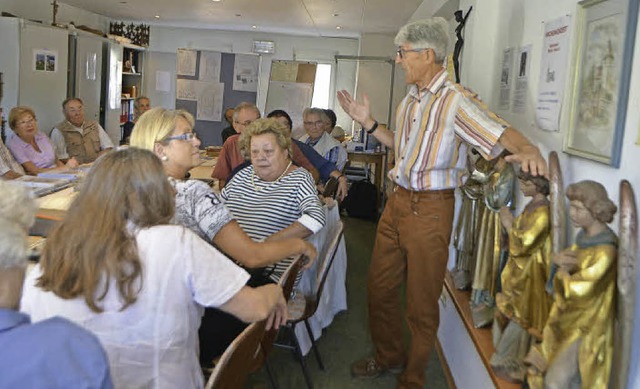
left=338, top=18, right=546, bottom=389
left=121, top=96, right=151, bottom=145
left=51, top=98, right=114, bottom=164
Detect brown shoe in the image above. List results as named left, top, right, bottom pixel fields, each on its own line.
left=351, top=357, right=403, bottom=378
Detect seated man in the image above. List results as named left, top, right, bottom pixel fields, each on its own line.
left=300, top=107, right=348, bottom=171
left=50, top=98, right=114, bottom=164
left=0, top=137, right=24, bottom=179
left=0, top=180, right=112, bottom=388
left=220, top=107, right=236, bottom=144
left=121, top=96, right=151, bottom=145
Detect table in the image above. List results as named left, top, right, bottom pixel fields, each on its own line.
left=347, top=151, right=386, bottom=194
left=189, top=155, right=217, bottom=180
left=294, top=204, right=348, bottom=356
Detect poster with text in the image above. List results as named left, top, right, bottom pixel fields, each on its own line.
left=536, top=15, right=572, bottom=132
left=233, top=54, right=259, bottom=92
left=512, top=44, right=532, bottom=113
left=177, top=49, right=197, bottom=76
left=499, top=47, right=514, bottom=110
left=196, top=82, right=224, bottom=122
left=199, top=51, right=221, bottom=82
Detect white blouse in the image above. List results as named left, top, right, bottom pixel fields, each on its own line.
left=21, top=225, right=250, bottom=389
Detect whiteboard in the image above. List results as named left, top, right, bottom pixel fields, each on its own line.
left=264, top=81, right=313, bottom=130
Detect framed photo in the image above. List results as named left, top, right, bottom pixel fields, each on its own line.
left=563, top=0, right=639, bottom=167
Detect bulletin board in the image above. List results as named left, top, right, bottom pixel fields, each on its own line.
left=264, top=60, right=316, bottom=130
left=175, top=48, right=260, bottom=146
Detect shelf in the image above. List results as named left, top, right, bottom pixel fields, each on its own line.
left=122, top=72, right=142, bottom=76
left=443, top=273, right=520, bottom=389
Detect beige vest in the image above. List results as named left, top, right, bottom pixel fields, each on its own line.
left=56, top=120, right=102, bottom=163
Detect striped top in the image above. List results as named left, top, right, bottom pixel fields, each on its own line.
left=391, top=68, right=509, bottom=191
left=221, top=165, right=325, bottom=282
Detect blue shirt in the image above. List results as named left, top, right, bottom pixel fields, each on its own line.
left=0, top=309, right=113, bottom=389
left=293, top=139, right=337, bottom=181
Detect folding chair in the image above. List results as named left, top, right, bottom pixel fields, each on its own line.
left=273, top=222, right=345, bottom=389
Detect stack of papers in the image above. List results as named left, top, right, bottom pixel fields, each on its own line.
left=14, top=176, right=73, bottom=197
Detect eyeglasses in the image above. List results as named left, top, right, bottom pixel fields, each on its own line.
left=396, top=47, right=428, bottom=59
left=303, top=120, right=324, bottom=127
left=163, top=132, right=197, bottom=142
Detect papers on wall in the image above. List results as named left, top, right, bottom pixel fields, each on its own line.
left=512, top=44, right=532, bottom=113
left=233, top=54, right=259, bottom=92
left=155, top=70, right=171, bottom=92
left=265, top=81, right=314, bottom=129
left=536, top=15, right=572, bottom=132
left=499, top=47, right=514, bottom=110
left=33, top=49, right=57, bottom=72
left=177, top=49, right=197, bottom=76
left=199, top=51, right=221, bottom=82
left=270, top=61, right=299, bottom=82
left=196, top=82, right=224, bottom=122
left=176, top=79, right=197, bottom=100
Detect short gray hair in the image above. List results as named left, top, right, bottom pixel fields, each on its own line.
left=233, top=102, right=261, bottom=121
left=394, top=18, right=450, bottom=63
left=0, top=181, right=36, bottom=269
left=303, top=107, right=328, bottom=122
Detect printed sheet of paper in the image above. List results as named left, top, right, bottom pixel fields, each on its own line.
left=156, top=71, right=171, bottom=92
left=536, top=15, right=572, bottom=132
left=196, top=82, right=224, bottom=122
left=499, top=48, right=514, bottom=110
left=512, top=44, right=532, bottom=113
left=233, top=54, right=259, bottom=92
left=176, top=79, right=197, bottom=101
left=199, top=51, right=221, bottom=82
left=177, top=49, right=197, bottom=76
left=270, top=61, right=299, bottom=82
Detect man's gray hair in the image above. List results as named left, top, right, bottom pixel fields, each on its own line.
left=0, top=181, right=36, bottom=269
left=394, top=17, right=450, bottom=63
left=233, top=102, right=261, bottom=121
left=303, top=107, right=328, bottom=121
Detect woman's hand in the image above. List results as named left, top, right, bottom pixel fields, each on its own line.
left=65, top=157, right=79, bottom=168
left=265, top=292, right=288, bottom=330
left=336, top=176, right=348, bottom=201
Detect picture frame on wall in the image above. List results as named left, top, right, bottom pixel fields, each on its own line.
left=563, top=0, right=639, bottom=167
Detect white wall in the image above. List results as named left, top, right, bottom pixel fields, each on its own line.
left=0, top=17, right=20, bottom=132
left=444, top=0, right=640, bottom=387
left=148, top=26, right=359, bottom=119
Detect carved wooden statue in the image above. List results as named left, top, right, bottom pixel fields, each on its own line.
left=490, top=168, right=552, bottom=383
left=470, top=154, right=515, bottom=328
left=525, top=180, right=619, bottom=389
left=452, top=150, right=493, bottom=290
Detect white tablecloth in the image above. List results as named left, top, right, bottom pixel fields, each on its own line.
left=295, top=205, right=348, bottom=356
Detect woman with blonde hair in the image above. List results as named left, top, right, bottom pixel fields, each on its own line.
left=129, top=107, right=316, bottom=366
left=7, top=106, right=78, bottom=174
left=21, top=148, right=287, bottom=388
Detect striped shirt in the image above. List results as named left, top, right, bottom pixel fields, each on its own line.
left=391, top=68, right=508, bottom=191
left=0, top=138, right=25, bottom=176
left=221, top=166, right=325, bottom=282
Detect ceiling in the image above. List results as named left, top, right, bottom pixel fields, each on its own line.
left=60, top=0, right=424, bottom=38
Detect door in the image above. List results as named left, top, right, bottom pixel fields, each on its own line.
left=72, top=34, right=103, bottom=123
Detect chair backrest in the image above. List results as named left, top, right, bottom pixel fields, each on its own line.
left=311, top=221, right=344, bottom=311
left=205, top=320, right=267, bottom=389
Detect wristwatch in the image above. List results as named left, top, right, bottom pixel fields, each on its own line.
left=366, top=121, right=379, bottom=134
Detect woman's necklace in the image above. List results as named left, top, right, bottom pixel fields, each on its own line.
left=251, top=160, right=293, bottom=191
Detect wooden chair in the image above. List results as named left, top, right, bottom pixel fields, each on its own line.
left=205, top=255, right=306, bottom=389
left=273, top=222, right=345, bottom=389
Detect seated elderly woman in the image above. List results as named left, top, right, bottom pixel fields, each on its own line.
left=6, top=106, right=78, bottom=175
left=20, top=148, right=288, bottom=388
left=300, top=107, right=348, bottom=171
left=222, top=118, right=326, bottom=283
left=129, top=108, right=316, bottom=366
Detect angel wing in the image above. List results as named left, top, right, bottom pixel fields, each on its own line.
left=545, top=151, right=566, bottom=294
left=612, top=180, right=637, bottom=389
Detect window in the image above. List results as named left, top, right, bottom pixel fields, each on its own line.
left=311, top=63, right=332, bottom=108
